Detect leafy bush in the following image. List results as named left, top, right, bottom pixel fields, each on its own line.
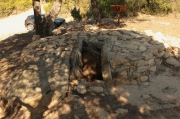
left=71, top=7, right=82, bottom=21
left=0, top=0, right=32, bottom=18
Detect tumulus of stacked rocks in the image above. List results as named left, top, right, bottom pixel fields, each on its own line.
left=1, top=22, right=180, bottom=118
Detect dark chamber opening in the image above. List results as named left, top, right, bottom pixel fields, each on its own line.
left=81, top=41, right=103, bottom=82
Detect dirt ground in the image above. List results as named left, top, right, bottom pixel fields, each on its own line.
left=122, top=12, right=180, bottom=38
left=1, top=13, right=180, bottom=119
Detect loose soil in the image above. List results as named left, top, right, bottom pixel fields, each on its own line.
left=1, top=13, right=180, bottom=119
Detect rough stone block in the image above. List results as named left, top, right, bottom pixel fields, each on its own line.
left=166, top=57, right=180, bottom=67
left=142, top=51, right=153, bottom=60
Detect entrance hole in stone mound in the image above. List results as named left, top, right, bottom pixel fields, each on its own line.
left=82, top=41, right=103, bottom=82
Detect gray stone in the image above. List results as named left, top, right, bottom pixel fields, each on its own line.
left=115, top=108, right=128, bottom=116
left=77, top=84, right=86, bottom=94
left=142, top=82, right=150, bottom=86
left=113, top=55, right=129, bottom=65
left=143, top=41, right=151, bottom=47
left=112, top=45, right=120, bottom=52
left=148, top=59, right=155, bottom=66
left=142, top=51, right=153, bottom=60
left=150, top=66, right=156, bottom=72
left=114, top=42, right=122, bottom=47
left=91, top=80, right=105, bottom=87
left=141, top=94, right=151, bottom=99
left=140, top=76, right=148, bottom=82
left=101, top=44, right=112, bottom=85
left=139, top=46, right=147, bottom=52
left=127, top=52, right=144, bottom=61
left=91, top=93, right=96, bottom=96
left=130, top=80, right=138, bottom=85
left=88, top=86, right=103, bottom=93
left=157, top=51, right=165, bottom=57
left=162, top=86, right=177, bottom=93
left=136, top=60, right=149, bottom=67
left=126, top=44, right=138, bottom=50
left=151, top=44, right=165, bottom=52
left=108, top=30, right=121, bottom=36
left=122, top=49, right=130, bottom=53
left=74, top=115, right=80, bottom=119
left=136, top=66, right=150, bottom=73
left=32, top=35, right=40, bottom=41
left=166, top=57, right=180, bottom=67
left=163, top=48, right=172, bottom=58
left=155, top=58, right=162, bottom=65
left=88, top=106, right=117, bottom=119
left=101, top=93, right=105, bottom=96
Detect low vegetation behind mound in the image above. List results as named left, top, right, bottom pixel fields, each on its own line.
left=0, top=0, right=32, bottom=18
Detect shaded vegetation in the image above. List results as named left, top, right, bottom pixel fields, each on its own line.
left=0, top=0, right=32, bottom=18
left=45, top=0, right=180, bottom=19
left=71, top=7, right=82, bottom=21
left=0, top=0, right=180, bottom=18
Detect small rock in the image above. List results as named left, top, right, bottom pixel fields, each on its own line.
left=141, top=94, right=151, bottom=99
left=142, top=51, right=153, bottom=60
left=139, top=46, right=147, bottom=52
left=91, top=93, right=96, bottom=96
left=166, top=57, right=180, bottom=67
left=91, top=80, right=105, bottom=87
left=140, top=76, right=148, bottom=82
left=94, top=106, right=117, bottom=119
left=115, top=108, right=128, bottom=116
left=77, top=84, right=86, bottom=94
left=32, top=35, right=40, bottom=41
left=101, top=93, right=105, bottom=96
left=88, top=86, right=103, bottom=93
left=142, top=82, right=150, bottom=86
left=155, top=58, right=162, bottom=65
left=65, top=47, right=72, bottom=51
left=74, top=115, right=80, bottom=119
left=150, top=66, right=156, bottom=72
left=70, top=80, right=79, bottom=86
left=148, top=59, right=155, bottom=66
left=130, top=80, right=137, bottom=85
left=162, top=86, right=177, bottom=93
left=136, top=66, right=150, bottom=73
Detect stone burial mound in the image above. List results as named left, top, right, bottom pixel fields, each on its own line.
left=70, top=29, right=180, bottom=88
left=1, top=28, right=180, bottom=118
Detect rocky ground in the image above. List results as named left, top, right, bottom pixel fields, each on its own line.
left=0, top=13, right=180, bottom=119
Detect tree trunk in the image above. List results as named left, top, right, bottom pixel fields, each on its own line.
left=146, top=0, right=150, bottom=6
left=91, top=0, right=101, bottom=25
left=33, top=0, right=44, bottom=37
left=43, top=0, right=62, bottom=37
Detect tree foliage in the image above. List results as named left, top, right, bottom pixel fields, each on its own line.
left=0, top=0, right=32, bottom=18
left=44, top=0, right=90, bottom=16
left=44, top=0, right=180, bottom=18
left=71, top=7, right=82, bottom=21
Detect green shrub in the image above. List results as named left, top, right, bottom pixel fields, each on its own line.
left=0, top=0, right=32, bottom=18
left=44, top=1, right=53, bottom=13
left=71, top=7, right=82, bottom=21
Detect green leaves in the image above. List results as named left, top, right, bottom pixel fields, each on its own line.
left=0, top=0, right=32, bottom=18
left=71, top=7, right=82, bottom=21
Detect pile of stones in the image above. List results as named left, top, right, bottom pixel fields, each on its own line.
left=101, top=30, right=180, bottom=87
left=1, top=21, right=180, bottom=118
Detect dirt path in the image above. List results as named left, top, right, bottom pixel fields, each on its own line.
left=0, top=6, right=45, bottom=41
left=122, top=13, right=180, bottom=38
